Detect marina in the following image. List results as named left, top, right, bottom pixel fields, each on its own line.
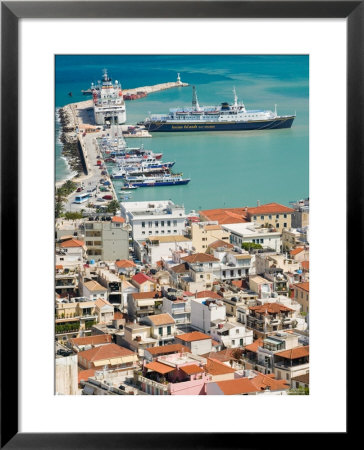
left=56, top=55, right=308, bottom=211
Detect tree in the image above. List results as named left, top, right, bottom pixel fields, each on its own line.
left=106, top=199, right=120, bottom=215
left=241, top=242, right=263, bottom=251
left=288, top=386, right=309, bottom=395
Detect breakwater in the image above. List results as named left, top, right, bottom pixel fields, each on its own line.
left=123, top=81, right=188, bottom=97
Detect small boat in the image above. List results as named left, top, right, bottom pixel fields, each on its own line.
left=120, top=184, right=138, bottom=190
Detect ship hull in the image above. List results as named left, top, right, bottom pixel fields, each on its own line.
left=144, top=116, right=295, bottom=132
left=129, top=179, right=190, bottom=187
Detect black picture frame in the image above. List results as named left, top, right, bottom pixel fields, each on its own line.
left=1, top=1, right=354, bottom=447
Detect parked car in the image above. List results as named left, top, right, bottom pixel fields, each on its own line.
left=102, top=195, right=113, bottom=200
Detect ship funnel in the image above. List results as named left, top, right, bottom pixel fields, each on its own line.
left=192, top=86, right=200, bottom=110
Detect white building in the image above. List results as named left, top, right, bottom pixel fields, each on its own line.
left=222, top=222, right=282, bottom=252
left=120, top=200, right=187, bottom=244
left=143, top=235, right=193, bottom=265
left=212, top=247, right=253, bottom=280
left=210, top=320, right=253, bottom=348
left=191, top=297, right=226, bottom=333
left=162, top=296, right=191, bottom=327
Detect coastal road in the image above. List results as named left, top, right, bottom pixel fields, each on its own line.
left=63, top=131, right=114, bottom=213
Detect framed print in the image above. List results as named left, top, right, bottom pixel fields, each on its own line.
left=1, top=0, right=356, bottom=447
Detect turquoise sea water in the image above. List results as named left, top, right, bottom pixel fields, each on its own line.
left=55, top=55, right=309, bottom=211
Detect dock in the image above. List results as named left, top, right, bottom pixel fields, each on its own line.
left=122, top=80, right=188, bottom=96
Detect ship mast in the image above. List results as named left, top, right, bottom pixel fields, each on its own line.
left=192, top=86, right=200, bottom=111
left=233, top=87, right=238, bottom=107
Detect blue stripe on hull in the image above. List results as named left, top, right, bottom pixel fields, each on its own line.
left=146, top=117, right=295, bottom=132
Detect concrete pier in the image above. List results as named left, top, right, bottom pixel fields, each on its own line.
left=123, top=80, right=189, bottom=96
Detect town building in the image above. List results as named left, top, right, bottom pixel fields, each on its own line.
left=127, top=291, right=163, bottom=321
left=189, top=222, right=231, bottom=252
left=96, top=268, right=123, bottom=306
left=77, top=343, right=138, bottom=370
left=131, top=272, right=157, bottom=292
left=138, top=352, right=209, bottom=395
left=210, top=320, right=253, bottom=348
left=120, top=200, right=187, bottom=244
left=248, top=275, right=274, bottom=299
left=191, top=297, right=226, bottom=333
left=206, top=370, right=289, bottom=395
left=122, top=323, right=159, bottom=355
left=162, top=295, right=191, bottom=327
left=292, top=282, right=309, bottom=314
left=79, top=279, right=108, bottom=301
left=273, top=346, right=309, bottom=383
left=222, top=222, right=282, bottom=252
left=56, top=238, right=87, bottom=267
left=140, top=313, right=176, bottom=345
left=143, top=343, right=190, bottom=362
left=246, top=303, right=297, bottom=339
left=142, top=235, right=193, bottom=265
left=84, top=217, right=130, bottom=261
left=175, top=331, right=213, bottom=355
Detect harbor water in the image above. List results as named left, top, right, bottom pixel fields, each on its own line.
left=55, top=55, right=309, bottom=211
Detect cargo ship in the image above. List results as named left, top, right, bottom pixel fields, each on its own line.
left=140, top=86, right=295, bottom=132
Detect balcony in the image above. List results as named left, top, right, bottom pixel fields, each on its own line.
left=138, top=375, right=169, bottom=393
left=172, top=307, right=191, bottom=314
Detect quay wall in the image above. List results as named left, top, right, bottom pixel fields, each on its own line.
left=123, top=81, right=189, bottom=96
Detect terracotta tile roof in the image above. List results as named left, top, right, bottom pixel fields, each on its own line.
left=301, top=260, right=309, bottom=271
left=205, top=358, right=236, bottom=375
left=148, top=235, right=190, bottom=243
left=294, top=282, right=309, bottom=292
left=249, top=303, right=294, bottom=315
left=275, top=345, right=309, bottom=360
left=131, top=291, right=161, bottom=300
left=211, top=340, right=220, bottom=347
left=203, top=225, right=222, bottom=231
left=60, top=239, right=85, bottom=248
left=208, top=239, right=234, bottom=250
left=56, top=265, right=63, bottom=270
left=181, top=253, right=219, bottom=263
left=196, top=290, right=223, bottom=300
left=216, top=373, right=289, bottom=395
left=201, top=348, right=236, bottom=362
left=291, top=372, right=310, bottom=384
left=111, top=216, right=125, bottom=223
left=145, top=343, right=189, bottom=356
left=145, top=313, right=175, bottom=326
left=199, top=208, right=249, bottom=225
left=156, top=260, right=163, bottom=267
left=181, top=364, right=205, bottom=375
left=145, top=361, right=175, bottom=374
left=176, top=331, right=211, bottom=342
left=114, top=311, right=124, bottom=320
left=247, top=203, right=295, bottom=216
left=95, top=298, right=113, bottom=309
left=171, top=262, right=189, bottom=274
left=244, top=338, right=264, bottom=353
left=78, top=343, right=135, bottom=363
left=78, top=368, right=96, bottom=384
left=231, top=279, right=249, bottom=289
left=70, top=335, right=112, bottom=347
left=83, top=280, right=107, bottom=292
left=132, top=272, right=155, bottom=285
left=115, top=259, right=136, bottom=268
left=290, top=247, right=304, bottom=256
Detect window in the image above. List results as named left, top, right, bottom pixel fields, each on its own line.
left=236, top=329, right=239, bottom=334
left=276, top=214, right=280, bottom=219
left=284, top=214, right=287, bottom=218
left=268, top=215, right=272, bottom=219
left=155, top=221, right=158, bottom=227
left=260, top=239, right=263, bottom=243
left=148, top=221, right=153, bottom=227
left=240, top=339, right=244, bottom=345
left=173, top=220, right=177, bottom=226
left=276, top=223, right=279, bottom=228
left=158, top=327, right=163, bottom=336
left=141, top=222, right=145, bottom=227
left=161, top=221, right=164, bottom=226
left=167, top=221, right=171, bottom=226
left=232, top=340, right=235, bottom=345
left=260, top=215, right=264, bottom=220
left=253, top=216, right=257, bottom=220
left=283, top=223, right=287, bottom=228
left=167, top=326, right=171, bottom=335
left=142, top=231, right=145, bottom=235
